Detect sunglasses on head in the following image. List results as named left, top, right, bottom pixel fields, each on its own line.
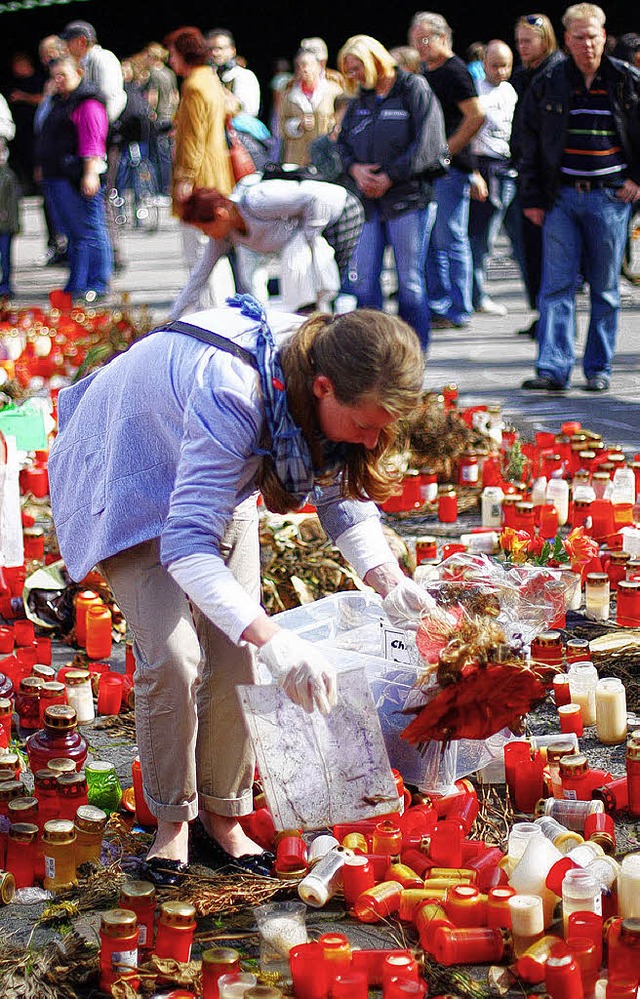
left=524, top=14, right=544, bottom=27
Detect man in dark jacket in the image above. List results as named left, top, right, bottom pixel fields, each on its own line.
left=519, top=3, right=640, bottom=393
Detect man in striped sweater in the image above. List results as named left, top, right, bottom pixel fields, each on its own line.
left=519, top=3, right=640, bottom=393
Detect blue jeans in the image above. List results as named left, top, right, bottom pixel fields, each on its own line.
left=350, top=203, right=435, bottom=350
left=0, top=233, right=13, bottom=295
left=468, top=160, right=526, bottom=307
left=45, top=177, right=112, bottom=296
left=536, top=186, right=631, bottom=385
left=426, top=167, right=473, bottom=324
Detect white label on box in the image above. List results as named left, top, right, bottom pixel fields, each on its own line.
left=381, top=624, right=414, bottom=664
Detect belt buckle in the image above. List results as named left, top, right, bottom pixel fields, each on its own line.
left=575, top=179, right=592, bottom=193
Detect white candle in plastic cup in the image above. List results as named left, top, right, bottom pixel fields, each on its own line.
left=618, top=852, right=640, bottom=918
left=595, top=677, right=627, bottom=744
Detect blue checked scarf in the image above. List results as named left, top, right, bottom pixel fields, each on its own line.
left=227, top=294, right=318, bottom=505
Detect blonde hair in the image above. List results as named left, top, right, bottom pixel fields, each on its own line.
left=563, top=3, right=606, bottom=28
left=259, top=311, right=424, bottom=513
left=337, top=35, right=397, bottom=94
left=514, top=14, right=558, bottom=57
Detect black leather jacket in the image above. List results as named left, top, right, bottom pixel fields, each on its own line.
left=519, top=55, right=640, bottom=209
left=337, top=67, right=447, bottom=220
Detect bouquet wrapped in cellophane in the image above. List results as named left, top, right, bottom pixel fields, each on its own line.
left=402, top=553, right=579, bottom=743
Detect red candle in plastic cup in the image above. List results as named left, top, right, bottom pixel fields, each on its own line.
left=545, top=950, right=585, bottom=999
left=554, top=675, right=572, bottom=707
left=539, top=503, right=560, bottom=539
left=332, top=972, right=368, bottom=998
left=503, top=741, right=532, bottom=797
left=0, top=627, right=13, bottom=654
left=381, top=952, right=419, bottom=991
left=429, top=819, right=464, bottom=867
left=290, top=942, right=329, bottom=999
left=342, top=854, right=375, bottom=908
left=512, top=752, right=545, bottom=813
left=438, top=491, right=458, bottom=524
left=97, top=673, right=123, bottom=715
left=558, top=703, right=584, bottom=737
left=35, top=636, right=52, bottom=665
left=13, top=619, right=34, bottom=647
left=566, top=911, right=603, bottom=968
left=384, top=982, right=427, bottom=998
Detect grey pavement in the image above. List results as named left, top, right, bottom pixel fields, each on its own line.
left=12, top=195, right=640, bottom=450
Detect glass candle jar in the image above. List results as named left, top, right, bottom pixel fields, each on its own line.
left=86, top=760, right=123, bottom=815
left=217, top=973, right=259, bottom=998
left=545, top=951, right=585, bottom=999
left=561, top=868, right=602, bottom=933
left=0, top=697, right=12, bottom=745
left=486, top=887, right=516, bottom=929
left=438, top=490, right=458, bottom=524
left=553, top=675, right=572, bottom=708
left=568, top=662, right=599, bottom=726
left=618, top=853, right=640, bottom=918
left=429, top=819, right=464, bottom=868
left=86, top=604, right=113, bottom=661
left=154, top=901, right=197, bottom=962
left=38, top=681, right=67, bottom=726
left=26, top=704, right=88, bottom=773
left=74, top=590, right=101, bottom=647
left=74, top=804, right=107, bottom=868
left=606, top=917, right=640, bottom=983
left=616, top=580, right=640, bottom=626
left=5, top=821, right=38, bottom=887
left=566, top=638, right=590, bottom=664
left=99, top=908, right=139, bottom=994
left=42, top=818, right=77, bottom=891
left=595, top=678, right=627, bottom=744
left=508, top=822, right=544, bottom=867
left=0, top=751, right=20, bottom=782
left=627, top=737, right=640, bottom=818
left=48, top=757, right=76, bottom=777
left=583, top=811, right=616, bottom=854
left=289, top=942, right=329, bottom=999
left=56, top=771, right=89, bottom=821
left=560, top=754, right=592, bottom=800
left=531, top=631, right=563, bottom=668
left=15, top=675, right=43, bottom=730
left=119, top=880, right=156, bottom=954
left=445, top=885, right=486, bottom=928
left=547, top=742, right=579, bottom=799
left=372, top=820, right=402, bottom=860
left=64, top=669, right=95, bottom=724
left=558, top=703, right=584, bottom=737
left=585, top=573, right=610, bottom=621
left=201, top=948, right=241, bottom=999
left=606, top=551, right=631, bottom=591
left=33, top=769, right=60, bottom=825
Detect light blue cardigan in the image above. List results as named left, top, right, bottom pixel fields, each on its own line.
left=49, top=308, right=382, bottom=587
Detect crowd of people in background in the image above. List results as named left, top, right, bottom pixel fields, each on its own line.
left=0, top=5, right=639, bottom=389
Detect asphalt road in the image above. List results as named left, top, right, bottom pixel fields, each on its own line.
left=12, top=195, right=640, bottom=452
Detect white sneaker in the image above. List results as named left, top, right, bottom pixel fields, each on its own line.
left=477, top=298, right=508, bottom=316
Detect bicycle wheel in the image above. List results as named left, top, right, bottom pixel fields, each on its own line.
left=622, top=206, right=640, bottom=285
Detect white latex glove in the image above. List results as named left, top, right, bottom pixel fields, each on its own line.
left=258, top=631, right=338, bottom=715
left=382, top=577, right=438, bottom=633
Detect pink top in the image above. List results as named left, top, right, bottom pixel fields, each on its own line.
left=70, top=99, right=108, bottom=159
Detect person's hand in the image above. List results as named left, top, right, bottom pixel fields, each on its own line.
left=351, top=163, right=385, bottom=198
left=81, top=170, right=100, bottom=197
left=174, top=179, right=194, bottom=204
left=258, top=631, right=338, bottom=715
left=302, top=113, right=315, bottom=131
left=615, top=179, right=640, bottom=203
left=382, top=577, right=438, bottom=632
left=524, top=207, right=545, bottom=227
left=470, top=170, right=488, bottom=202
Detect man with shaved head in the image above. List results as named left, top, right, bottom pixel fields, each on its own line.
left=468, top=39, right=523, bottom=315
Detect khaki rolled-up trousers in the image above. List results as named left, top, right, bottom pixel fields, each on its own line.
left=101, top=504, right=260, bottom=822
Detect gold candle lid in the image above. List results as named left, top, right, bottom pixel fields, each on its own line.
left=0, top=780, right=25, bottom=802
left=47, top=758, right=76, bottom=775
left=0, top=871, right=15, bottom=905
left=618, top=580, right=640, bottom=592
left=0, top=698, right=11, bottom=716
left=621, top=919, right=640, bottom=940
left=40, top=680, right=66, bottom=698
left=63, top=669, right=91, bottom=686
left=8, top=795, right=38, bottom=817
left=559, top=754, right=589, bottom=777
left=159, top=900, right=196, bottom=927
left=536, top=631, right=562, bottom=646
left=609, top=551, right=631, bottom=564
left=586, top=573, right=609, bottom=586
left=100, top=908, right=138, bottom=937
left=202, top=947, right=240, bottom=967
left=546, top=742, right=578, bottom=764
left=18, top=676, right=43, bottom=694
left=0, top=753, right=19, bottom=773
left=119, top=879, right=156, bottom=904
left=75, top=804, right=107, bottom=832
left=57, top=772, right=88, bottom=794
left=8, top=821, right=39, bottom=843
left=44, top=704, right=77, bottom=730
left=245, top=988, right=283, bottom=999
left=42, top=819, right=76, bottom=844
left=33, top=664, right=56, bottom=681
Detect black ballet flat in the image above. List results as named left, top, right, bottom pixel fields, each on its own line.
left=141, top=856, right=190, bottom=888
left=189, top=817, right=275, bottom=877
